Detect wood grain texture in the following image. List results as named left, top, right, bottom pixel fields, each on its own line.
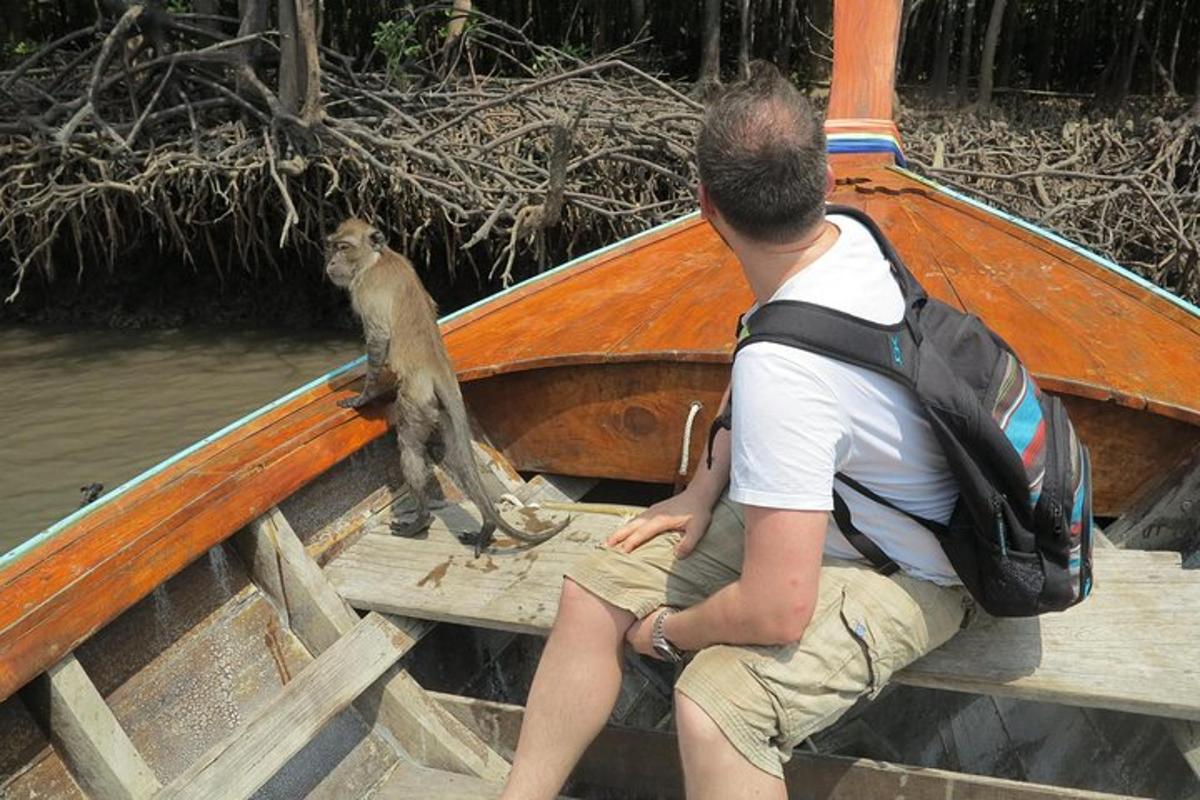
left=826, top=0, right=902, bottom=123
left=463, top=362, right=726, bottom=485
left=235, top=507, right=509, bottom=782
left=432, top=693, right=1148, bottom=800
left=30, top=653, right=160, bottom=800
left=0, top=406, right=389, bottom=703
left=326, top=510, right=1200, bottom=721
left=1105, top=445, right=1200, bottom=551
left=155, top=612, right=408, bottom=800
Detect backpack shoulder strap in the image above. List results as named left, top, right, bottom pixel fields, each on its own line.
left=825, top=204, right=928, bottom=304
left=736, top=301, right=919, bottom=388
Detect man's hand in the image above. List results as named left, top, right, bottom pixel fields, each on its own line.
left=607, top=490, right=713, bottom=557
left=625, top=607, right=670, bottom=659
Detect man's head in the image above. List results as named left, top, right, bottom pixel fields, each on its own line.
left=696, top=62, right=829, bottom=244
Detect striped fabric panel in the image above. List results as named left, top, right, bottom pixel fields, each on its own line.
left=992, top=355, right=1047, bottom=508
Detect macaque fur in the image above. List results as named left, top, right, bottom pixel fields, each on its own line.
left=326, top=219, right=568, bottom=554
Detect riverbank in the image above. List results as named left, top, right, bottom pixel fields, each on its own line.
left=3, top=92, right=1196, bottom=331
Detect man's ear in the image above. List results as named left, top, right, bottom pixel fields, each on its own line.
left=368, top=227, right=386, bottom=251
left=824, top=165, right=835, bottom=198
left=698, top=184, right=717, bottom=220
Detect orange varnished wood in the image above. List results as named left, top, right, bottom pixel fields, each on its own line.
left=1061, top=395, right=1200, bottom=516
left=832, top=165, right=1200, bottom=423
left=463, top=358, right=1194, bottom=518
left=0, top=381, right=388, bottom=702
left=444, top=218, right=734, bottom=380
left=463, top=363, right=727, bottom=484
left=826, top=0, right=902, bottom=123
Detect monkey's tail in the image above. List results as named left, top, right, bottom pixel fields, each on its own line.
left=436, top=383, right=570, bottom=548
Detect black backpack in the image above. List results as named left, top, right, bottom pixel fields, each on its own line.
left=712, top=205, right=1094, bottom=617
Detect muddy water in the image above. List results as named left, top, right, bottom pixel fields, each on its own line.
left=0, top=327, right=362, bottom=554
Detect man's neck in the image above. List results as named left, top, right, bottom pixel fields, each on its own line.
left=723, top=219, right=839, bottom=305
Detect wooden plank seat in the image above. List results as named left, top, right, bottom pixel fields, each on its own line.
left=325, top=504, right=1200, bottom=723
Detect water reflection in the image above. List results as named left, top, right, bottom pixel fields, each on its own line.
left=0, top=327, right=361, bottom=551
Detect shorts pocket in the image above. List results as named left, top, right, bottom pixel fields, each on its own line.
left=837, top=587, right=895, bottom=698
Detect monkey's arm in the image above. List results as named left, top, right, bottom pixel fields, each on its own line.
left=339, top=335, right=392, bottom=409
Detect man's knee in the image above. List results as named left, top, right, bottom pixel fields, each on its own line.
left=554, top=578, right=634, bottom=636
left=674, top=689, right=726, bottom=747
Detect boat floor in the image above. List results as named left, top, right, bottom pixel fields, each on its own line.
left=3, top=439, right=1197, bottom=799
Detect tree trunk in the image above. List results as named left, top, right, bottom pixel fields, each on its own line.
left=976, top=0, right=1006, bottom=109
left=737, top=0, right=751, bottom=80
left=296, top=0, right=321, bottom=124
left=897, top=0, right=926, bottom=82
left=1168, top=0, right=1192, bottom=89
left=440, top=0, right=471, bottom=73
left=697, top=0, right=721, bottom=88
left=590, top=0, right=608, bottom=55
left=1115, top=0, right=1149, bottom=103
left=775, top=0, right=796, bottom=72
left=631, top=0, right=645, bottom=36
left=956, top=0, right=975, bottom=102
left=1033, top=0, right=1054, bottom=88
left=930, top=0, right=955, bottom=96
left=193, top=0, right=220, bottom=30
left=278, top=0, right=320, bottom=124
left=996, top=0, right=1018, bottom=88
left=1, top=0, right=27, bottom=44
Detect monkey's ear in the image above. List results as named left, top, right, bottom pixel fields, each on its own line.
left=368, top=228, right=386, bottom=251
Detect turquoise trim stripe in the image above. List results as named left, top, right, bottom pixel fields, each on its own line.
left=894, top=165, right=1200, bottom=319
left=1, top=211, right=700, bottom=567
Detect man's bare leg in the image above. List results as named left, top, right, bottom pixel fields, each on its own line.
left=500, top=580, right=634, bottom=800
left=675, top=692, right=787, bottom=800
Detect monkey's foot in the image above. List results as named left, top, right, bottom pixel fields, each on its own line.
left=472, top=525, right=497, bottom=558
left=390, top=510, right=433, bottom=538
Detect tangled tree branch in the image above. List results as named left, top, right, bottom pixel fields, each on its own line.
left=902, top=102, right=1200, bottom=303
left=0, top=3, right=703, bottom=301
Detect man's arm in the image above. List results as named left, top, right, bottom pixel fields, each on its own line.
left=640, top=506, right=827, bottom=650
left=607, top=383, right=732, bottom=556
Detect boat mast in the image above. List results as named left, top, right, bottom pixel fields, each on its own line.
left=825, top=0, right=904, bottom=163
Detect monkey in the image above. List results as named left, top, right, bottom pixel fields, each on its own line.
left=325, top=218, right=569, bottom=555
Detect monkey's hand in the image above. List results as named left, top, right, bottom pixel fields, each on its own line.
left=337, top=393, right=373, bottom=409
left=338, top=384, right=395, bottom=409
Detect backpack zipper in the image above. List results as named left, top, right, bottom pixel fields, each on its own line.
left=992, top=496, right=1008, bottom=557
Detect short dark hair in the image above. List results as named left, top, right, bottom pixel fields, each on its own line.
left=696, top=62, right=827, bottom=243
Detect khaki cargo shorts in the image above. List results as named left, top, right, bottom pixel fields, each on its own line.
left=566, top=495, right=973, bottom=778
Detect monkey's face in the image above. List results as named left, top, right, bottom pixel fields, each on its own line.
left=325, top=219, right=386, bottom=288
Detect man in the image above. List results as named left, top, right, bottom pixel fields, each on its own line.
left=499, top=63, right=973, bottom=800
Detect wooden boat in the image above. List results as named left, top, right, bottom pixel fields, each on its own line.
left=3, top=2, right=1199, bottom=798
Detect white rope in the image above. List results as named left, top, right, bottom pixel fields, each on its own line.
left=678, top=401, right=704, bottom=476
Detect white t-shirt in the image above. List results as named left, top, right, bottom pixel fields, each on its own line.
left=728, top=213, right=960, bottom=584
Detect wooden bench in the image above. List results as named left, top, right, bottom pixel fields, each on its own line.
left=325, top=504, right=1200, bottom=724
